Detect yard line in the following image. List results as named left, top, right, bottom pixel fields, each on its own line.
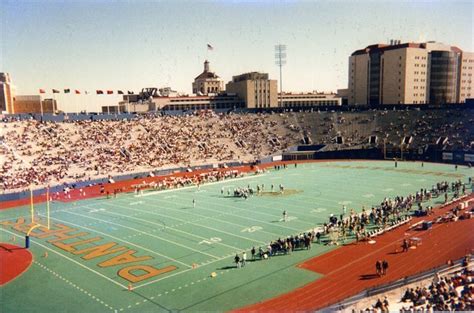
left=137, top=174, right=266, bottom=197
left=30, top=213, right=274, bottom=291
left=63, top=210, right=221, bottom=259
left=154, top=196, right=303, bottom=232
left=101, top=209, right=247, bottom=251
left=0, top=203, right=92, bottom=224
left=42, top=215, right=193, bottom=268
left=97, top=202, right=269, bottom=245
left=210, top=200, right=318, bottom=228
left=0, top=228, right=128, bottom=289
left=117, top=200, right=285, bottom=238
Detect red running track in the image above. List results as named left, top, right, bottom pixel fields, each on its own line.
left=234, top=194, right=474, bottom=312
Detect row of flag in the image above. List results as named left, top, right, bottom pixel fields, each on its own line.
left=39, top=89, right=135, bottom=95
left=37, top=44, right=215, bottom=96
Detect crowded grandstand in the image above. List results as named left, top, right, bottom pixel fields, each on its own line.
left=2, top=107, right=473, bottom=193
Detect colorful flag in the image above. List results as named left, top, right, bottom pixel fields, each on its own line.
left=107, top=90, right=113, bottom=94
left=52, top=89, right=60, bottom=94
left=207, top=43, right=214, bottom=50
left=64, top=89, right=70, bottom=93
left=96, top=90, right=104, bottom=95
left=117, top=90, right=124, bottom=95
left=39, top=89, right=46, bottom=94
left=75, top=90, right=81, bottom=94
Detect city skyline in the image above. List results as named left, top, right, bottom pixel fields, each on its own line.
left=1, top=1, right=473, bottom=111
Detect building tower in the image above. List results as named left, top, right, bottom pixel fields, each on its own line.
left=0, top=73, right=14, bottom=113
left=192, top=60, right=224, bottom=95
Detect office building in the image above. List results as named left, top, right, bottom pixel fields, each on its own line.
left=152, top=94, right=244, bottom=111
left=280, top=92, right=341, bottom=107
left=225, top=72, right=278, bottom=108
left=348, top=41, right=474, bottom=105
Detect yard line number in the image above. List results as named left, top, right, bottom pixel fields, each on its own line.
left=198, top=237, right=222, bottom=245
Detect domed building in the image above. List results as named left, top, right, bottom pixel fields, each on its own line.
left=192, top=60, right=224, bottom=95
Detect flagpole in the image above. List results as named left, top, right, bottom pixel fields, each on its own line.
left=40, top=95, right=44, bottom=117
left=53, top=93, right=56, bottom=115
left=76, top=93, right=79, bottom=115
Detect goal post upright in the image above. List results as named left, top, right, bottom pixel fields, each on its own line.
left=30, top=187, right=34, bottom=224
left=47, top=187, right=50, bottom=230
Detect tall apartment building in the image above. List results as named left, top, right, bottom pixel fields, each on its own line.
left=225, top=72, right=278, bottom=108
left=459, top=52, right=474, bottom=103
left=348, top=41, right=474, bottom=105
left=0, top=73, right=14, bottom=113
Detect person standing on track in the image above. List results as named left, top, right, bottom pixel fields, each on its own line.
left=193, top=198, right=196, bottom=208
left=283, top=210, right=288, bottom=222
left=402, top=239, right=409, bottom=252
left=376, top=260, right=382, bottom=276
left=382, top=260, right=389, bottom=275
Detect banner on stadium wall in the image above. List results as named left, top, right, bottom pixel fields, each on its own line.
left=454, top=153, right=464, bottom=161
left=272, top=155, right=282, bottom=161
left=465, top=154, right=474, bottom=162
left=442, top=152, right=453, bottom=160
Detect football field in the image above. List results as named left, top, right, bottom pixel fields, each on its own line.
left=1, top=160, right=472, bottom=312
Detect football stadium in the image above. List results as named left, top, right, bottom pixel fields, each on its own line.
left=1, top=1, right=474, bottom=312
left=1, top=109, right=473, bottom=312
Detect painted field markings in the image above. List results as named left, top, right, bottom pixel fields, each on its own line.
left=101, top=209, right=245, bottom=251
left=382, top=188, right=394, bottom=192
left=363, top=194, right=375, bottom=198
left=402, top=183, right=412, bottom=187
left=118, top=198, right=284, bottom=238
left=88, top=208, right=106, bottom=213
left=103, top=203, right=269, bottom=245
left=154, top=196, right=304, bottom=233
left=34, top=261, right=114, bottom=310
left=43, top=215, right=193, bottom=269
left=311, top=208, right=327, bottom=213
left=129, top=201, right=143, bottom=206
left=63, top=210, right=221, bottom=259
left=241, top=226, right=263, bottom=233
left=1, top=228, right=128, bottom=289
left=337, top=201, right=352, bottom=205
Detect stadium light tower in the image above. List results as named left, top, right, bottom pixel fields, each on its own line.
left=275, top=44, right=287, bottom=108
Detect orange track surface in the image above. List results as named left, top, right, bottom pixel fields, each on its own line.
left=234, top=195, right=474, bottom=312
left=0, top=243, right=33, bottom=286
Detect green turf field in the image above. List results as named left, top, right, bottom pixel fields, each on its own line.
left=1, top=161, right=472, bottom=313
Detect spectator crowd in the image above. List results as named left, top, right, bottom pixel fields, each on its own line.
left=1, top=108, right=473, bottom=193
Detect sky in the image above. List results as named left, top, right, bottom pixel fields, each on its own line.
left=1, top=0, right=473, bottom=112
